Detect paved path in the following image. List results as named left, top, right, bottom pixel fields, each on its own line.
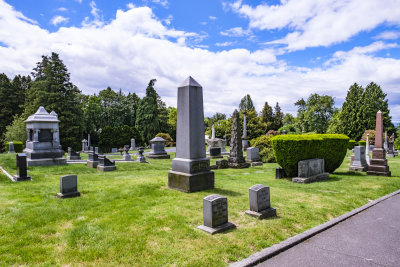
left=257, top=193, right=400, bottom=267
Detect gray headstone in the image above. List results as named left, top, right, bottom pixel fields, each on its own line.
left=350, top=146, right=368, bottom=171
left=197, top=194, right=236, bottom=234
left=292, top=158, right=329, bottom=183
left=136, top=147, right=148, bottom=163
left=148, top=137, right=170, bottom=159
left=130, top=138, right=135, bottom=151
left=57, top=175, right=80, bottom=198
left=246, top=147, right=260, bottom=162
left=67, top=147, right=81, bottom=160
left=13, top=153, right=31, bottom=181
left=8, top=141, right=15, bottom=153
left=275, top=167, right=286, bottom=179
left=246, top=184, right=276, bottom=219
left=97, top=155, right=116, bottom=172
left=111, top=148, right=118, bottom=153
left=168, top=76, right=214, bottom=192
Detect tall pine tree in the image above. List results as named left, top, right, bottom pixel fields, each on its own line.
left=272, top=102, right=284, bottom=130
left=340, top=83, right=364, bottom=139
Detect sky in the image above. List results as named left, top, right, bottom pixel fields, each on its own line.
left=1, top=0, right=400, bottom=123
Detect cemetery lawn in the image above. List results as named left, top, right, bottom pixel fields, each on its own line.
left=1, top=152, right=400, bottom=266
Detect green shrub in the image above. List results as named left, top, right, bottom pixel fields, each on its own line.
left=249, top=135, right=275, bottom=163
left=4, top=141, right=24, bottom=153
left=156, top=133, right=174, bottom=147
left=278, top=124, right=301, bottom=135
left=361, top=130, right=375, bottom=144
left=348, top=140, right=356, bottom=149
left=395, top=138, right=400, bottom=150
left=271, top=134, right=349, bottom=177
left=358, top=141, right=366, bottom=147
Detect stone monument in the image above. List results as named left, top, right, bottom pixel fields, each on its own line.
left=122, top=146, right=133, bottom=161
left=197, top=194, right=236, bottom=235
left=13, top=153, right=31, bottom=181
left=242, top=112, right=249, bottom=150
left=206, top=124, right=227, bottom=154
left=130, top=138, right=135, bottom=151
left=216, top=159, right=229, bottom=169
left=67, top=147, right=81, bottom=160
left=212, top=124, right=216, bottom=139
left=136, top=147, right=148, bottom=163
left=387, top=133, right=395, bottom=157
left=8, top=141, right=15, bottom=153
left=367, top=111, right=391, bottom=176
left=246, top=147, right=263, bottom=166
left=276, top=167, right=286, bottom=179
left=292, top=158, right=329, bottom=183
left=87, top=147, right=99, bottom=168
left=87, top=134, right=91, bottom=149
left=245, top=184, right=276, bottom=219
left=168, top=77, right=214, bottom=192
left=383, top=131, right=388, bottom=151
left=81, top=139, right=88, bottom=152
left=366, top=133, right=371, bottom=164
left=23, top=107, right=66, bottom=166
left=349, top=146, right=368, bottom=171
left=97, top=155, right=116, bottom=172
left=147, top=137, right=170, bottom=159
left=228, top=110, right=250, bottom=168
left=56, top=175, right=81, bottom=198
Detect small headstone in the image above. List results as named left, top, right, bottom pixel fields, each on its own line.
left=8, top=142, right=15, bottom=153
left=67, top=147, right=81, bottom=160
left=275, top=167, right=286, bottom=179
left=111, top=148, right=118, bottom=153
left=130, top=138, right=135, bottom=151
left=216, top=159, right=229, bottom=169
left=81, top=139, right=88, bottom=152
left=209, top=147, right=222, bottom=158
left=97, top=155, right=116, bottom=172
left=136, top=147, right=148, bottom=163
left=147, top=137, right=170, bottom=159
left=292, top=158, right=329, bottom=183
left=86, top=148, right=99, bottom=168
left=122, top=146, right=133, bottom=161
left=197, top=194, right=236, bottom=235
left=228, top=110, right=250, bottom=169
left=13, top=153, right=31, bottom=181
left=245, top=185, right=276, bottom=219
left=56, top=175, right=80, bottom=198
left=349, top=146, right=368, bottom=171
left=246, top=147, right=263, bottom=166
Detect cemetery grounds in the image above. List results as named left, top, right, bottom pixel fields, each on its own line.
left=0, top=151, right=400, bottom=266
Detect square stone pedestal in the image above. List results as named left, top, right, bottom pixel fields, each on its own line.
left=168, top=170, right=214, bottom=193
left=97, top=165, right=117, bottom=172
left=367, top=148, right=391, bottom=176
left=245, top=207, right=276, bottom=219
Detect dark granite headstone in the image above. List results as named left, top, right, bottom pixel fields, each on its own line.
left=13, top=153, right=31, bottom=181
left=56, top=175, right=80, bottom=198
left=8, top=141, right=15, bottom=153
left=97, top=155, right=116, bottom=171
left=209, top=147, right=222, bottom=158
left=245, top=184, right=276, bottom=219
left=275, top=167, right=286, bottom=179
left=67, top=147, right=81, bottom=160
left=292, top=158, right=329, bottom=183
left=228, top=110, right=250, bottom=169
left=197, top=194, right=236, bottom=234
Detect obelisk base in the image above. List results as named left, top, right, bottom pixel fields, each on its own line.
left=367, top=148, right=391, bottom=177
left=168, top=170, right=214, bottom=193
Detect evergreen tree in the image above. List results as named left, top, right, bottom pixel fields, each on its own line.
left=260, top=101, right=273, bottom=127
left=340, top=83, right=364, bottom=139
left=135, top=79, right=160, bottom=142
left=24, top=52, right=83, bottom=150
left=272, top=102, right=284, bottom=130
left=239, top=94, right=255, bottom=113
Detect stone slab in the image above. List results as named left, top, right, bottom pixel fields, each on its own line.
left=27, top=158, right=66, bottom=166
left=292, top=173, right=330, bottom=183
left=228, top=161, right=250, bottom=169
left=67, top=156, right=81, bottom=160
left=13, top=175, right=31, bottom=182
left=97, top=165, right=117, bottom=172
left=168, top=170, right=214, bottom=193
left=245, top=207, right=276, bottom=219
left=349, top=165, right=368, bottom=171
left=197, top=222, right=236, bottom=235
left=251, top=162, right=263, bottom=166
left=57, top=191, right=81, bottom=198
left=147, top=154, right=170, bottom=159
left=86, top=161, right=99, bottom=168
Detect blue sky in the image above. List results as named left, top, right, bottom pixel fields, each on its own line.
left=1, top=0, right=400, bottom=122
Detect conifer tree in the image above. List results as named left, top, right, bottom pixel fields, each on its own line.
left=239, top=94, right=255, bottom=113
left=272, top=102, right=284, bottom=130
left=340, top=83, right=364, bottom=139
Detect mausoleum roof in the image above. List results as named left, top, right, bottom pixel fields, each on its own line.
left=25, top=106, right=60, bottom=123
left=150, top=136, right=166, bottom=143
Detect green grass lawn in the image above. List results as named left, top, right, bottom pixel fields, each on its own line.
left=1, top=151, right=399, bottom=266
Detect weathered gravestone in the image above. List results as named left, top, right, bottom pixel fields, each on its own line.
left=136, top=147, right=148, bottom=163
left=197, top=194, right=236, bottom=235
left=13, top=153, right=31, bottom=181
left=122, top=146, right=133, bottom=161
left=56, top=175, right=80, bottom=198
left=87, top=147, right=99, bottom=168
left=242, top=112, right=249, bottom=150
left=387, top=133, right=395, bottom=157
left=367, top=111, right=391, bottom=176
left=349, top=146, right=368, bottom=171
left=67, top=147, right=81, bottom=160
left=8, top=141, right=15, bottom=153
left=216, top=159, right=229, bottom=169
left=245, top=184, right=276, bottom=219
left=130, top=138, right=135, bottom=151
left=147, top=137, right=170, bottom=159
left=97, top=155, right=116, bottom=172
left=81, top=139, right=88, bottom=152
left=228, top=110, right=250, bottom=168
left=209, top=147, right=222, bottom=159
left=292, top=158, right=329, bottom=183
left=168, top=77, right=214, bottom=192
left=246, top=147, right=263, bottom=166
left=275, top=167, right=286, bottom=179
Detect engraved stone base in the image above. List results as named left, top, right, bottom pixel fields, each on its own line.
left=86, top=161, right=98, bottom=168
left=27, top=158, right=66, bottom=167
left=349, top=165, right=368, bottom=172
left=249, top=161, right=263, bottom=166
left=245, top=207, right=276, bottom=219
left=67, top=156, right=81, bottom=160
left=168, top=170, right=214, bottom=193
left=13, top=175, right=31, bottom=182
left=228, top=162, right=250, bottom=168
left=197, top=222, right=236, bottom=235
left=56, top=191, right=81, bottom=198
left=97, top=165, right=117, bottom=172
left=367, top=157, right=391, bottom=176
left=292, top=173, right=330, bottom=183
left=147, top=153, right=170, bottom=159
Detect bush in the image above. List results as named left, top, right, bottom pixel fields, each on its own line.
left=358, top=141, right=366, bottom=147
left=395, top=138, right=400, bottom=150
left=271, top=134, right=349, bottom=177
left=4, top=141, right=24, bottom=153
left=348, top=140, right=356, bottom=149
left=156, top=133, right=174, bottom=147
left=278, top=124, right=301, bottom=135
left=249, top=135, right=275, bottom=163
left=361, top=130, right=375, bottom=145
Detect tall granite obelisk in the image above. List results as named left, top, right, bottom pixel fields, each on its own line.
left=168, top=76, right=214, bottom=192
left=242, top=112, right=249, bottom=150
left=367, top=110, right=391, bottom=176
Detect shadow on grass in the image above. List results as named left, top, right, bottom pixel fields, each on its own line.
left=209, top=187, right=243, bottom=197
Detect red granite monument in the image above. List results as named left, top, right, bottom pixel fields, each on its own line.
left=367, top=110, right=391, bottom=176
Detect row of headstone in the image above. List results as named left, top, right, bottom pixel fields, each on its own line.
left=198, top=184, right=276, bottom=235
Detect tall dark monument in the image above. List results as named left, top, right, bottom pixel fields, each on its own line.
left=228, top=110, right=250, bottom=168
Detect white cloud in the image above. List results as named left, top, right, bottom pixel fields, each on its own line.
left=82, top=1, right=103, bottom=27
left=216, top=41, right=234, bottom=47
left=144, top=0, right=168, bottom=8
left=76, top=0, right=83, bottom=3
left=1, top=0, right=400, bottom=122
left=220, top=27, right=250, bottom=37
left=126, top=3, right=135, bottom=9
left=57, top=7, right=68, bottom=12
left=375, top=31, right=400, bottom=40
left=51, top=15, right=69, bottom=26
left=232, top=0, right=400, bottom=51
left=164, top=14, right=173, bottom=25
left=209, top=16, right=216, bottom=20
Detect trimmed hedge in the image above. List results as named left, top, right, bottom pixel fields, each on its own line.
left=348, top=140, right=356, bottom=149
left=358, top=141, right=366, bottom=147
left=271, top=134, right=349, bottom=177
left=4, top=141, right=24, bottom=153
